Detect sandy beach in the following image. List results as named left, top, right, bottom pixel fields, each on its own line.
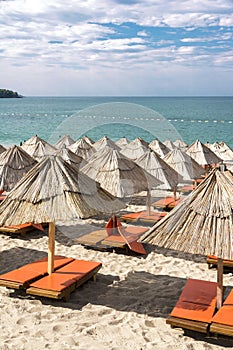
left=1, top=215, right=233, bottom=350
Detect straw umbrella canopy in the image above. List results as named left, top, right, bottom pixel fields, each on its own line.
left=135, top=149, right=180, bottom=198
left=163, top=140, right=176, bottom=151
left=149, top=139, right=170, bottom=158
left=140, top=166, right=233, bottom=309
left=173, top=139, right=188, bottom=151
left=0, top=155, right=125, bottom=274
left=55, top=135, right=75, bottom=149
left=21, top=135, right=57, bottom=161
left=82, top=135, right=94, bottom=145
left=0, top=145, right=37, bottom=192
left=0, top=144, right=6, bottom=154
left=115, top=137, right=130, bottom=149
left=81, top=146, right=162, bottom=199
left=163, top=148, right=206, bottom=182
left=186, top=139, right=222, bottom=168
left=207, top=141, right=233, bottom=162
left=93, top=136, right=121, bottom=152
left=55, top=146, right=87, bottom=169
left=120, top=137, right=149, bottom=161
left=69, top=137, right=96, bottom=160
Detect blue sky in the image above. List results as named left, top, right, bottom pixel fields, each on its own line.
left=0, top=0, right=233, bottom=96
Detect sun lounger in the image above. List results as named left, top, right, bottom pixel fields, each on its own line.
left=210, top=289, right=233, bottom=337
left=77, top=216, right=147, bottom=255
left=121, top=210, right=167, bottom=224
left=207, top=255, right=233, bottom=269
left=179, top=185, right=195, bottom=193
left=152, top=197, right=183, bottom=210
left=166, top=279, right=217, bottom=333
left=0, top=222, right=45, bottom=236
left=26, top=260, right=102, bottom=301
left=0, top=256, right=74, bottom=289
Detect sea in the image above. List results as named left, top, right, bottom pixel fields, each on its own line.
left=0, top=96, right=233, bottom=149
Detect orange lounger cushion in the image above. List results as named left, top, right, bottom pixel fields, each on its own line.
left=0, top=256, right=74, bottom=286
left=170, top=300, right=216, bottom=323
left=152, top=197, right=175, bottom=208
left=28, top=260, right=102, bottom=292
left=223, top=289, right=233, bottom=305
left=179, top=279, right=217, bottom=307
left=211, top=306, right=233, bottom=327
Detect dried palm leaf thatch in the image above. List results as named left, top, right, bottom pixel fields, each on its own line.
left=163, top=148, right=206, bottom=182
left=120, top=137, right=149, bottom=160
left=69, top=137, right=96, bottom=160
left=55, top=147, right=87, bottom=169
left=55, top=135, right=75, bottom=149
left=0, top=144, right=6, bottom=154
left=0, top=145, right=37, bottom=191
left=0, top=155, right=125, bottom=226
left=93, top=136, right=121, bottom=152
left=140, top=167, right=233, bottom=260
left=186, top=139, right=222, bottom=166
left=115, top=137, right=130, bottom=149
left=149, top=139, right=170, bottom=158
left=136, top=149, right=180, bottom=190
left=21, top=135, right=56, bottom=161
left=207, top=141, right=233, bottom=162
left=81, top=146, right=162, bottom=198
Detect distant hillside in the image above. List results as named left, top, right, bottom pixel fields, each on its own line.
left=0, top=89, right=23, bottom=98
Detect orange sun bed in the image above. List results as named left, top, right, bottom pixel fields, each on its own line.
left=26, top=260, right=102, bottom=301
left=166, top=279, right=217, bottom=333
left=121, top=210, right=167, bottom=224
left=0, top=222, right=45, bottom=235
left=207, top=255, right=233, bottom=269
left=210, top=289, right=233, bottom=337
left=77, top=216, right=147, bottom=255
left=152, top=197, right=183, bottom=210
left=0, top=256, right=74, bottom=289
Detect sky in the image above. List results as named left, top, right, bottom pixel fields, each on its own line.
left=0, top=0, right=233, bottom=96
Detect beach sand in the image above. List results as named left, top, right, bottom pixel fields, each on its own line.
left=1, top=218, right=233, bottom=350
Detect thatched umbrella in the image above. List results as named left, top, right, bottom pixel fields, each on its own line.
left=120, top=137, right=149, bottom=160
left=115, top=137, right=130, bottom=149
left=186, top=139, right=222, bottom=168
left=21, top=135, right=57, bottom=161
left=55, top=135, right=75, bottom=149
left=163, top=148, right=206, bottom=183
left=69, top=137, right=96, bottom=160
left=149, top=139, right=170, bottom=158
left=135, top=149, right=180, bottom=199
left=206, top=141, right=233, bottom=162
left=0, top=155, right=125, bottom=274
left=140, top=166, right=233, bottom=309
left=163, top=140, right=176, bottom=151
left=55, top=146, right=87, bottom=169
left=93, top=136, right=120, bottom=152
left=173, top=139, right=188, bottom=151
left=0, top=144, right=6, bottom=154
left=0, top=145, right=37, bottom=192
left=81, top=146, right=162, bottom=213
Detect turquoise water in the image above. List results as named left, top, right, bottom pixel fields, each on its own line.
left=0, top=96, right=232, bottom=148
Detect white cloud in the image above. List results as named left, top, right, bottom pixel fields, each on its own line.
left=0, top=0, right=232, bottom=95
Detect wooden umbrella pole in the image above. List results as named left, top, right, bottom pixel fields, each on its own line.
left=173, top=186, right=177, bottom=201
left=146, top=189, right=151, bottom=216
left=217, top=258, right=224, bottom=310
left=48, top=221, right=55, bottom=275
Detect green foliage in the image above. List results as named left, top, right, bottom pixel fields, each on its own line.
left=0, top=89, right=23, bottom=98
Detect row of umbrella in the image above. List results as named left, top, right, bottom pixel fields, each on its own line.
left=1, top=134, right=227, bottom=195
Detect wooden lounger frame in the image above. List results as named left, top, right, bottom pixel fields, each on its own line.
left=166, top=279, right=217, bottom=334
left=207, top=255, right=233, bottom=269
left=210, top=289, right=233, bottom=337
left=26, top=260, right=102, bottom=301
left=0, top=256, right=74, bottom=289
